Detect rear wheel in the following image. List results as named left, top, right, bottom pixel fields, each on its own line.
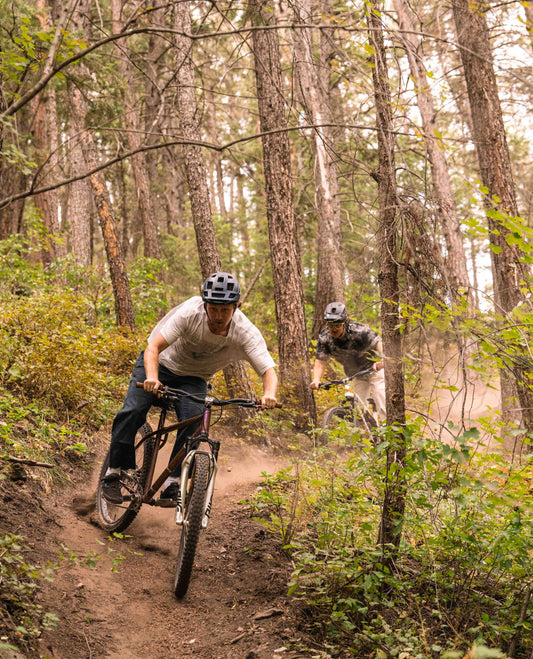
left=95, top=423, right=155, bottom=533
left=173, top=452, right=210, bottom=598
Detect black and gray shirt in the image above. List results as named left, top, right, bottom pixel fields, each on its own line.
left=315, top=321, right=380, bottom=377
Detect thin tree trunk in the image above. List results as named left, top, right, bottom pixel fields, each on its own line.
left=111, top=0, right=161, bottom=261
left=173, top=1, right=254, bottom=403
left=143, top=26, right=167, bottom=228
left=394, top=0, right=473, bottom=309
left=522, top=2, right=533, bottom=56
left=368, top=2, right=407, bottom=551
left=292, top=0, right=345, bottom=339
left=250, top=0, right=316, bottom=425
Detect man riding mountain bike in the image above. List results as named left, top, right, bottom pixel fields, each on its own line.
left=310, top=302, right=386, bottom=421
left=102, top=272, right=278, bottom=505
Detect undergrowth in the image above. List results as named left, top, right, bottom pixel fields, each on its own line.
left=0, top=235, right=174, bottom=652
left=0, top=533, right=59, bottom=655
left=251, top=423, right=533, bottom=658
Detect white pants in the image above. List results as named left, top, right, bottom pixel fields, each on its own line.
left=352, top=370, right=386, bottom=420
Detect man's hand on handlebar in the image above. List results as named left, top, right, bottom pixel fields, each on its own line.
left=260, top=394, right=278, bottom=409
left=142, top=378, right=163, bottom=393
left=310, top=379, right=321, bottom=390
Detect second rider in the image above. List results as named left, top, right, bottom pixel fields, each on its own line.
left=310, top=302, right=386, bottom=421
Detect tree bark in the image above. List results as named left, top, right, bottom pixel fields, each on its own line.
left=67, top=0, right=134, bottom=331
left=66, top=125, right=92, bottom=266
left=368, top=2, right=407, bottom=551
left=111, top=0, right=161, bottom=261
left=292, top=0, right=345, bottom=338
left=452, top=0, right=533, bottom=434
left=250, top=0, right=317, bottom=424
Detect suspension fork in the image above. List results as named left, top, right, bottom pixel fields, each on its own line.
left=175, top=400, right=219, bottom=528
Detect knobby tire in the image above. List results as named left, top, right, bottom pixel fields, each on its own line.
left=173, top=452, right=210, bottom=599
left=319, top=406, right=352, bottom=444
left=321, top=406, right=351, bottom=430
left=95, top=423, right=155, bottom=533
left=321, top=405, right=377, bottom=446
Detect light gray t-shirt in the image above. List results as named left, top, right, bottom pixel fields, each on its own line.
left=148, top=296, right=275, bottom=381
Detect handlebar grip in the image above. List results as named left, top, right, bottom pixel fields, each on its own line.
left=136, top=381, right=163, bottom=398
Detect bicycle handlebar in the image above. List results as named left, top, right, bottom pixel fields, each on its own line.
left=136, top=382, right=282, bottom=408
left=318, top=369, right=372, bottom=390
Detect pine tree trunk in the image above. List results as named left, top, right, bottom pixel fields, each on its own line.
left=31, top=0, right=66, bottom=265
left=452, top=0, right=533, bottom=435
left=31, top=89, right=63, bottom=265
left=368, top=2, right=406, bottom=551
left=67, top=0, right=134, bottom=331
left=111, top=0, right=161, bottom=261
left=173, top=1, right=254, bottom=403
left=67, top=126, right=92, bottom=266
left=251, top=0, right=317, bottom=425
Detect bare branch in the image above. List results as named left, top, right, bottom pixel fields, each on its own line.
left=0, top=122, right=418, bottom=210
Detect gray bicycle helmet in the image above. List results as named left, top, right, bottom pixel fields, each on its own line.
left=324, top=302, right=347, bottom=322
left=201, top=272, right=241, bottom=304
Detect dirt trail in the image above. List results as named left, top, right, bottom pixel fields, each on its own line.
left=31, top=429, right=315, bottom=659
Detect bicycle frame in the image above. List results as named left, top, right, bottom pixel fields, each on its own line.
left=134, top=391, right=241, bottom=530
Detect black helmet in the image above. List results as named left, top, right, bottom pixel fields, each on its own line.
left=324, top=302, right=347, bottom=323
left=201, top=272, right=241, bottom=304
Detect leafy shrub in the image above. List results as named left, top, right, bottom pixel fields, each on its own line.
left=250, top=424, right=533, bottom=658
left=0, top=532, right=58, bottom=654
left=0, top=290, right=141, bottom=416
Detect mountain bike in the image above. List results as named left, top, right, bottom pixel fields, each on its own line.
left=95, top=384, right=280, bottom=598
left=318, top=371, right=378, bottom=443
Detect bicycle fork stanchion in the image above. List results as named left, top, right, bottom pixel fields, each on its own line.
left=201, top=456, right=217, bottom=528
left=174, top=449, right=216, bottom=527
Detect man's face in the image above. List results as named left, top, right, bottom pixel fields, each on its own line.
left=327, top=321, right=345, bottom=339
left=205, top=303, right=235, bottom=333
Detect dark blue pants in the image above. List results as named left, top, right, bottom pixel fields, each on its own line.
left=109, top=352, right=207, bottom=475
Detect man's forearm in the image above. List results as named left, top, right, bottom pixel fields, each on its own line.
left=262, top=367, right=278, bottom=397
left=143, top=344, right=160, bottom=381
left=313, top=359, right=326, bottom=381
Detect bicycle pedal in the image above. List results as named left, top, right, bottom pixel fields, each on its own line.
left=155, top=498, right=177, bottom=508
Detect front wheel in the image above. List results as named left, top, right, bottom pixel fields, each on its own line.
left=173, top=452, right=210, bottom=598
left=319, top=406, right=353, bottom=445
left=321, top=406, right=352, bottom=430
left=95, top=423, right=155, bottom=533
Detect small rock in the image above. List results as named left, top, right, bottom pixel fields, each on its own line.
left=253, top=608, right=284, bottom=620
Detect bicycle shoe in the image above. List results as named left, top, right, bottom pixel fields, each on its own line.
left=101, top=473, right=123, bottom=504
left=159, top=482, right=180, bottom=507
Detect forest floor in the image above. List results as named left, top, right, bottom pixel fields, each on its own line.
left=2, top=419, right=324, bottom=659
